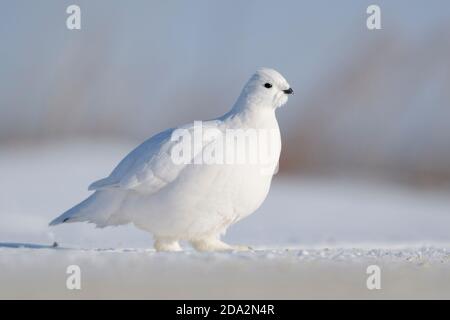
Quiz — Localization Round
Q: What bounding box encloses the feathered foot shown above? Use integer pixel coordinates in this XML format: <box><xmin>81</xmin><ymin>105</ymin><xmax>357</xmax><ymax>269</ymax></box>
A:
<box><xmin>154</xmin><ymin>238</ymin><xmax>182</xmax><ymax>252</ymax></box>
<box><xmin>190</xmin><ymin>237</ymin><xmax>252</xmax><ymax>252</ymax></box>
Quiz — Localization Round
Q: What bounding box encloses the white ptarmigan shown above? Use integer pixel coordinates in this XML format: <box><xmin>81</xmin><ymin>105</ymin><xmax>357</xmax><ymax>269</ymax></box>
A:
<box><xmin>50</xmin><ymin>68</ymin><xmax>293</xmax><ymax>252</ymax></box>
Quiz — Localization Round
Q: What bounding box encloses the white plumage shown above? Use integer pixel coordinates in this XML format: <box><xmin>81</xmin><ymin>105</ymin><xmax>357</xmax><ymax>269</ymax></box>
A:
<box><xmin>50</xmin><ymin>68</ymin><xmax>293</xmax><ymax>251</ymax></box>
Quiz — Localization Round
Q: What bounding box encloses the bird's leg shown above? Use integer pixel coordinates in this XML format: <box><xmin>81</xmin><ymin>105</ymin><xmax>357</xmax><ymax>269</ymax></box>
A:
<box><xmin>190</xmin><ymin>237</ymin><xmax>252</xmax><ymax>252</ymax></box>
<box><xmin>154</xmin><ymin>237</ymin><xmax>182</xmax><ymax>252</ymax></box>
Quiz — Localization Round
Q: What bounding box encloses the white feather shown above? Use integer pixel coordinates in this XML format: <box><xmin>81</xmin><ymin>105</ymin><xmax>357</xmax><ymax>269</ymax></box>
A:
<box><xmin>50</xmin><ymin>68</ymin><xmax>292</xmax><ymax>251</ymax></box>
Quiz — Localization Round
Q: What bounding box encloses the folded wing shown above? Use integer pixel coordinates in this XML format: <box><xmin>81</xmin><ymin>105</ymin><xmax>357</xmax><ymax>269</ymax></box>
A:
<box><xmin>88</xmin><ymin>120</ymin><xmax>222</xmax><ymax>194</ymax></box>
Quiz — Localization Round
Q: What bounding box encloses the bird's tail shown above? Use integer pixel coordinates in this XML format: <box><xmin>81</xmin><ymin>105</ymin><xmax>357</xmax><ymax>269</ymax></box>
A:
<box><xmin>49</xmin><ymin>190</ymin><xmax>130</xmax><ymax>228</ymax></box>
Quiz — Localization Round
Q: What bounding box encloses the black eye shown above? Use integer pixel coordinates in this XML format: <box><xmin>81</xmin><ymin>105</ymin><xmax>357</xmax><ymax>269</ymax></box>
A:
<box><xmin>264</xmin><ymin>83</ymin><xmax>272</xmax><ymax>89</ymax></box>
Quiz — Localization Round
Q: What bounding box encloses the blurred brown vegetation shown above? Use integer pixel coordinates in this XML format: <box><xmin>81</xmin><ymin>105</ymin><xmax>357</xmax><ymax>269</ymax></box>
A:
<box><xmin>281</xmin><ymin>30</ymin><xmax>450</xmax><ymax>185</ymax></box>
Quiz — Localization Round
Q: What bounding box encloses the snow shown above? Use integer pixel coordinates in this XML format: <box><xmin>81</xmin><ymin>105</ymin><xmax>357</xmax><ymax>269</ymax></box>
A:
<box><xmin>1</xmin><ymin>246</ymin><xmax>449</xmax><ymax>299</ymax></box>
<box><xmin>1</xmin><ymin>140</ymin><xmax>450</xmax><ymax>298</ymax></box>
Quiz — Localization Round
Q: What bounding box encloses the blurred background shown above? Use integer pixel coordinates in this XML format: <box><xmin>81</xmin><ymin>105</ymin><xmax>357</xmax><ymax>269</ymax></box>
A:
<box><xmin>1</xmin><ymin>0</ymin><xmax>450</xmax><ymax>248</ymax></box>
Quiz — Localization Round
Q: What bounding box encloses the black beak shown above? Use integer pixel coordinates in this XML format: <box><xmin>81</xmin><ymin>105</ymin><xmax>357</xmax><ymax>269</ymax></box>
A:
<box><xmin>283</xmin><ymin>88</ymin><xmax>294</xmax><ymax>95</ymax></box>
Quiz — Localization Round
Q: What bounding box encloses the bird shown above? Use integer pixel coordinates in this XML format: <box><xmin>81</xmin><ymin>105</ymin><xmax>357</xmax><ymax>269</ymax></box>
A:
<box><xmin>49</xmin><ymin>68</ymin><xmax>293</xmax><ymax>252</ymax></box>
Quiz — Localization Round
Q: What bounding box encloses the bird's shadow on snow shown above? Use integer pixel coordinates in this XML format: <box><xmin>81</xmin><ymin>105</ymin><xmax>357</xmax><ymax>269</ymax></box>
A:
<box><xmin>0</xmin><ymin>242</ymin><xmax>277</xmax><ymax>255</ymax></box>
<box><xmin>0</xmin><ymin>242</ymin><xmax>62</xmax><ymax>249</ymax></box>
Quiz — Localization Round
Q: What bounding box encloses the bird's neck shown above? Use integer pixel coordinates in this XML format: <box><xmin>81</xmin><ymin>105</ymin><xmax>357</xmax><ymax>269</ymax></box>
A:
<box><xmin>221</xmin><ymin>98</ymin><xmax>278</xmax><ymax>130</ymax></box>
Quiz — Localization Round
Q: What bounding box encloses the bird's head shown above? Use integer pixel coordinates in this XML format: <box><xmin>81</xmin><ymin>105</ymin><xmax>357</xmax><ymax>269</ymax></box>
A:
<box><xmin>236</xmin><ymin>68</ymin><xmax>293</xmax><ymax>111</ymax></box>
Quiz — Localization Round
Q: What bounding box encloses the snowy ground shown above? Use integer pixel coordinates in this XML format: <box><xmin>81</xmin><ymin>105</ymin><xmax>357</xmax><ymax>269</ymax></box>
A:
<box><xmin>1</xmin><ymin>141</ymin><xmax>450</xmax><ymax>299</ymax></box>
<box><xmin>1</xmin><ymin>246</ymin><xmax>450</xmax><ymax>299</ymax></box>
